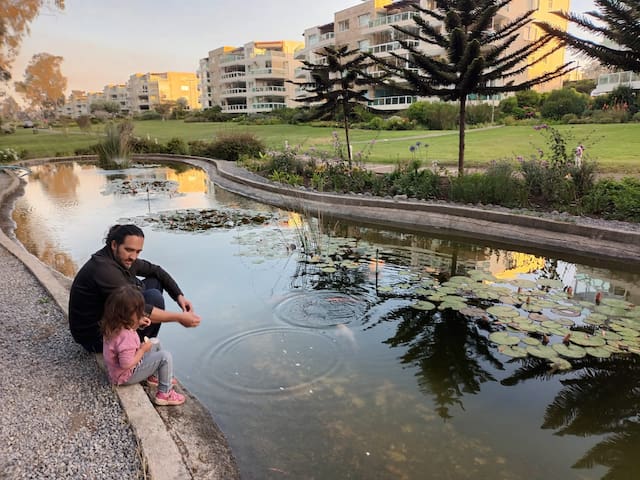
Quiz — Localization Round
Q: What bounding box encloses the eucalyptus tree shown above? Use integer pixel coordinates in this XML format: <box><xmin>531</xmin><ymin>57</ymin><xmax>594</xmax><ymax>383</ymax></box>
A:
<box><xmin>369</xmin><ymin>0</ymin><xmax>573</xmax><ymax>175</ymax></box>
<box><xmin>536</xmin><ymin>0</ymin><xmax>640</xmax><ymax>73</ymax></box>
<box><xmin>290</xmin><ymin>45</ymin><xmax>372</xmax><ymax>165</ymax></box>
<box><xmin>14</xmin><ymin>52</ymin><xmax>67</xmax><ymax>119</ymax></box>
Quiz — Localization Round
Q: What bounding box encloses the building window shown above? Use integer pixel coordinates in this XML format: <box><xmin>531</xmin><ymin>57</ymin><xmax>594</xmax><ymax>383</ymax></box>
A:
<box><xmin>548</xmin><ymin>0</ymin><xmax>553</xmax><ymax>9</ymax></box>
<box><xmin>358</xmin><ymin>39</ymin><xmax>370</xmax><ymax>51</ymax></box>
<box><xmin>338</xmin><ymin>20</ymin><xmax>349</xmax><ymax>32</ymax></box>
<box><xmin>358</xmin><ymin>14</ymin><xmax>370</xmax><ymax>28</ymax></box>
<box><xmin>308</xmin><ymin>34</ymin><xmax>318</xmax><ymax>46</ymax></box>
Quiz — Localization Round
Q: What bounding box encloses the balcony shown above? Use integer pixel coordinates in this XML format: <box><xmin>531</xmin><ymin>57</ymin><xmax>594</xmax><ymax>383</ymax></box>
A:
<box><xmin>221</xmin><ymin>88</ymin><xmax>248</xmax><ymax>97</ymax></box>
<box><xmin>251</xmin><ymin>86</ymin><xmax>286</xmax><ymax>94</ymax></box>
<box><xmin>294</xmin><ymin>67</ymin><xmax>307</xmax><ymax>78</ymax></box>
<box><xmin>368</xmin><ymin>40</ymin><xmax>419</xmax><ymax>55</ymax></box>
<box><xmin>251</xmin><ymin>102</ymin><xmax>287</xmax><ymax>112</ymax></box>
<box><xmin>220</xmin><ymin>54</ymin><xmax>245</xmax><ymax>64</ymax></box>
<box><xmin>368</xmin><ymin>95</ymin><xmax>418</xmax><ymax>110</ymax></box>
<box><xmin>591</xmin><ymin>70</ymin><xmax>640</xmax><ymax>96</ymax></box>
<box><xmin>366</xmin><ymin>11</ymin><xmax>415</xmax><ymax>30</ymax></box>
<box><xmin>221</xmin><ymin>71</ymin><xmax>246</xmax><ymax>80</ymax></box>
<box><xmin>221</xmin><ymin>104</ymin><xmax>248</xmax><ymax>113</ymax></box>
<box><xmin>247</xmin><ymin>68</ymin><xmax>286</xmax><ymax>78</ymax></box>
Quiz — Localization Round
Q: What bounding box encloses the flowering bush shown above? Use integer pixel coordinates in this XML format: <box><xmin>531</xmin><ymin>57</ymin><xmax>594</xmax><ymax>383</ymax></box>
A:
<box><xmin>0</xmin><ymin>148</ymin><xmax>20</xmax><ymax>164</ymax></box>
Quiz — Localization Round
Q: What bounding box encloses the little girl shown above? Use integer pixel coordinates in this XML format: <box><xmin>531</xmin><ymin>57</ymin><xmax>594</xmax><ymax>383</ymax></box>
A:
<box><xmin>100</xmin><ymin>285</ymin><xmax>185</xmax><ymax>406</ymax></box>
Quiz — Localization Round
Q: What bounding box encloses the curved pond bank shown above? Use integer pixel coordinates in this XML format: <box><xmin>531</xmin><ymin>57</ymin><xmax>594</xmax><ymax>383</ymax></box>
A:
<box><xmin>2</xmin><ymin>154</ymin><xmax>639</xmax><ymax>478</ymax></box>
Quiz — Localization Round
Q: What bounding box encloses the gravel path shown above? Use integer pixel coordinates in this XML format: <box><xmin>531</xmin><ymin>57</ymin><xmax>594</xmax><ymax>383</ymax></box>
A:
<box><xmin>0</xmin><ymin>244</ymin><xmax>145</xmax><ymax>479</ymax></box>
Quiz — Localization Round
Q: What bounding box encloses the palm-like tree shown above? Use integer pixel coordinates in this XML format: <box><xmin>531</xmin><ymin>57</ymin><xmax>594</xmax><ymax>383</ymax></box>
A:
<box><xmin>369</xmin><ymin>0</ymin><xmax>573</xmax><ymax>175</ymax></box>
<box><xmin>290</xmin><ymin>45</ymin><xmax>372</xmax><ymax>165</ymax></box>
<box><xmin>536</xmin><ymin>0</ymin><xmax>640</xmax><ymax>73</ymax></box>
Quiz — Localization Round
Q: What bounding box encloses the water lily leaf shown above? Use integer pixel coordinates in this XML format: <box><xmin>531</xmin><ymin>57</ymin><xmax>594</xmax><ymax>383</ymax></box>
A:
<box><xmin>583</xmin><ymin>313</ymin><xmax>607</xmax><ymax>326</ymax></box>
<box><xmin>555</xmin><ymin>318</ymin><xmax>576</xmax><ymax>327</ymax></box>
<box><xmin>438</xmin><ymin>301</ymin><xmax>466</xmax><ymax>311</ymax></box>
<box><xmin>441</xmin><ymin>295</ymin><xmax>467</xmax><ymax>303</ymax></box>
<box><xmin>529</xmin><ymin>312</ymin><xmax>550</xmax><ymax>323</ymax></box>
<box><xmin>585</xmin><ymin>346</ymin><xmax>612</xmax><ymax>358</ymax></box>
<box><xmin>550</xmin><ymin>307</ymin><xmax>582</xmax><ymax>317</ymax></box>
<box><xmin>411</xmin><ymin>300</ymin><xmax>436</xmax><ymax>311</ymax></box>
<box><xmin>509</xmin><ymin>322</ymin><xmax>538</xmax><ymax>333</ymax></box>
<box><xmin>548</xmin><ymin>357</ymin><xmax>573</xmax><ymax>371</ymax></box>
<box><xmin>521</xmin><ymin>303</ymin><xmax>543</xmax><ymax>313</ymax></box>
<box><xmin>527</xmin><ymin>345</ymin><xmax>557</xmax><ymax>359</ymax></box>
<box><xmin>459</xmin><ymin>306</ymin><xmax>487</xmax><ymax>317</ymax></box>
<box><xmin>601</xmin><ymin>298</ymin><xmax>633</xmax><ymax>309</ymax></box>
<box><xmin>489</xmin><ymin>332</ymin><xmax>520</xmax><ymax>346</ymax></box>
<box><xmin>511</xmin><ymin>279</ymin><xmax>537</xmax><ymax>289</ymax></box>
<box><xmin>499</xmin><ymin>345</ymin><xmax>528</xmax><ymax>358</ymax></box>
<box><xmin>414</xmin><ymin>288</ymin><xmax>432</xmax><ymax>296</ymax></box>
<box><xmin>570</xmin><ymin>332</ymin><xmax>606</xmax><ymax>347</ymax></box>
<box><xmin>522</xmin><ymin>336</ymin><xmax>541</xmax><ymax>346</ymax></box>
<box><xmin>468</xmin><ymin>271</ymin><xmax>496</xmax><ymax>282</ymax></box>
<box><xmin>321</xmin><ymin>267</ymin><xmax>337</xmax><ymax>273</ymax></box>
<box><xmin>537</xmin><ymin>278</ymin><xmax>563</xmax><ymax>289</ymax></box>
<box><xmin>595</xmin><ymin>305</ymin><xmax>629</xmax><ymax>317</ymax></box>
<box><xmin>553</xmin><ymin>343</ymin><xmax>587</xmax><ymax>359</ymax></box>
<box><xmin>487</xmin><ymin>306</ymin><xmax>520</xmax><ymax>318</ymax></box>
<box><xmin>377</xmin><ymin>286</ymin><xmax>393</xmax><ymax>293</ymax></box>
<box><xmin>499</xmin><ymin>296</ymin><xmax>519</xmax><ymax>305</ymax></box>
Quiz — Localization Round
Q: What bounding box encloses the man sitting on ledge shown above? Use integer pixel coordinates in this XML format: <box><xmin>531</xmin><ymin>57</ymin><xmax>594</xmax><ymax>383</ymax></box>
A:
<box><xmin>69</xmin><ymin>224</ymin><xmax>201</xmax><ymax>353</ymax></box>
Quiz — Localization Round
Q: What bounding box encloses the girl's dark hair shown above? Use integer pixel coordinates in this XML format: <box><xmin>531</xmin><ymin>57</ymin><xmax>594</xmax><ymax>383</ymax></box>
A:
<box><xmin>105</xmin><ymin>224</ymin><xmax>144</xmax><ymax>247</ymax></box>
<box><xmin>100</xmin><ymin>285</ymin><xmax>145</xmax><ymax>340</ymax></box>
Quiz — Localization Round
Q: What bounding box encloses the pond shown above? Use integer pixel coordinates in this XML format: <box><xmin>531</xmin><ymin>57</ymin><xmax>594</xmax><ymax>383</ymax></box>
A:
<box><xmin>9</xmin><ymin>161</ymin><xmax>640</xmax><ymax>480</ymax></box>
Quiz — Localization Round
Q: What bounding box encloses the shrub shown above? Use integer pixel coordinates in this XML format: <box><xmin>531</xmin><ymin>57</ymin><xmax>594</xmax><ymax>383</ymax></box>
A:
<box><xmin>540</xmin><ymin>88</ymin><xmax>588</xmax><ymax>120</ymax></box>
<box><xmin>406</xmin><ymin>101</ymin><xmax>457</xmax><ymax>129</ymax></box>
<box><xmin>207</xmin><ymin>132</ymin><xmax>265</xmax><ymax>161</ymax></box>
<box><xmin>129</xmin><ymin>136</ymin><xmax>165</xmax><ymax>154</ymax></box>
<box><xmin>450</xmin><ymin>161</ymin><xmax>524</xmax><ymax>207</ymax></box>
<box><xmin>581</xmin><ymin>177</ymin><xmax>640</xmax><ymax>222</ymax></box>
<box><xmin>466</xmin><ymin>103</ymin><xmax>493</xmax><ymax>125</ymax></box>
<box><xmin>0</xmin><ymin>147</ymin><xmax>20</xmax><ymax>163</ymax></box>
<box><xmin>165</xmin><ymin>137</ymin><xmax>189</xmax><ymax>155</ymax></box>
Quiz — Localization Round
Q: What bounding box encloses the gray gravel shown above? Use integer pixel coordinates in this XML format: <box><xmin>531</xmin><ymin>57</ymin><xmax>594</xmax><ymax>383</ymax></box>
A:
<box><xmin>0</xmin><ymin>245</ymin><xmax>144</xmax><ymax>479</ymax></box>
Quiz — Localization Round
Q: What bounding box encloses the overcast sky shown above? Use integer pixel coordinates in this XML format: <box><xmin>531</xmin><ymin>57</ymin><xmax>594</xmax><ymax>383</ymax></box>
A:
<box><xmin>9</xmin><ymin>0</ymin><xmax>598</xmax><ymax>94</ymax></box>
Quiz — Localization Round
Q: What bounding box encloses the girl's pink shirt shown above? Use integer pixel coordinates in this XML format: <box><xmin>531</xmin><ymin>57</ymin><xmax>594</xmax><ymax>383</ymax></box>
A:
<box><xmin>103</xmin><ymin>328</ymin><xmax>140</xmax><ymax>385</ymax></box>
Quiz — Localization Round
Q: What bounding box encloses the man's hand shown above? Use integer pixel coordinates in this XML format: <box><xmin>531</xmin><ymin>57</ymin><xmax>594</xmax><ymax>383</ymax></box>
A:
<box><xmin>179</xmin><ymin>311</ymin><xmax>201</xmax><ymax>328</ymax></box>
<box><xmin>177</xmin><ymin>294</ymin><xmax>194</xmax><ymax>313</ymax></box>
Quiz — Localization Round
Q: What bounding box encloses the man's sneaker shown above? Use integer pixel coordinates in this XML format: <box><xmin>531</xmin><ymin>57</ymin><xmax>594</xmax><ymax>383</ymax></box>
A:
<box><xmin>146</xmin><ymin>375</ymin><xmax>177</xmax><ymax>387</ymax></box>
<box><xmin>154</xmin><ymin>389</ymin><xmax>186</xmax><ymax>406</ymax></box>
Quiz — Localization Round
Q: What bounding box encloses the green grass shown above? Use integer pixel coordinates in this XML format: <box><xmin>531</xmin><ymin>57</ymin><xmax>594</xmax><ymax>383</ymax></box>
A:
<box><xmin>2</xmin><ymin>120</ymin><xmax>639</xmax><ymax>173</ymax></box>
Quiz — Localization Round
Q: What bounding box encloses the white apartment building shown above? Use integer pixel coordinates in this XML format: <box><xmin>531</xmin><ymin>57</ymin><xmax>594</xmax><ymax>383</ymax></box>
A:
<box><xmin>591</xmin><ymin>70</ymin><xmax>640</xmax><ymax>97</ymax></box>
<box><xmin>201</xmin><ymin>40</ymin><xmax>303</xmax><ymax>114</ymax></box>
<box><xmin>103</xmin><ymin>84</ymin><xmax>129</xmax><ymax>114</ymax></box>
<box><xmin>297</xmin><ymin>0</ymin><xmax>567</xmax><ymax>110</ymax></box>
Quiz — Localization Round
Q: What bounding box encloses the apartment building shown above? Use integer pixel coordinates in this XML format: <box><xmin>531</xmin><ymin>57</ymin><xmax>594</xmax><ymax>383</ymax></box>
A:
<box><xmin>127</xmin><ymin>71</ymin><xmax>199</xmax><ymax>114</ymax></box>
<box><xmin>200</xmin><ymin>40</ymin><xmax>303</xmax><ymax>114</ymax></box>
<box><xmin>103</xmin><ymin>84</ymin><xmax>129</xmax><ymax>114</ymax></box>
<box><xmin>297</xmin><ymin>0</ymin><xmax>570</xmax><ymax>110</ymax></box>
<box><xmin>57</xmin><ymin>90</ymin><xmax>102</xmax><ymax>117</ymax></box>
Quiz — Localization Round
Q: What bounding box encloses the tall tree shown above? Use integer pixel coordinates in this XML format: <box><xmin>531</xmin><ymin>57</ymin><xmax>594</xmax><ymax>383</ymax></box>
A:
<box><xmin>15</xmin><ymin>52</ymin><xmax>66</xmax><ymax>118</ymax></box>
<box><xmin>0</xmin><ymin>0</ymin><xmax>65</xmax><ymax>80</ymax></box>
<box><xmin>537</xmin><ymin>0</ymin><xmax>640</xmax><ymax>73</ymax></box>
<box><xmin>290</xmin><ymin>45</ymin><xmax>371</xmax><ymax>165</ymax></box>
<box><xmin>369</xmin><ymin>0</ymin><xmax>573</xmax><ymax>175</ymax></box>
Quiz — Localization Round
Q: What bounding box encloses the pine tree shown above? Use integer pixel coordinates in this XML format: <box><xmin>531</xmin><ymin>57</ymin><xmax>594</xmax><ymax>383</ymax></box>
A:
<box><xmin>536</xmin><ymin>0</ymin><xmax>640</xmax><ymax>73</ymax></box>
<box><xmin>369</xmin><ymin>0</ymin><xmax>573</xmax><ymax>175</ymax></box>
<box><xmin>290</xmin><ymin>45</ymin><xmax>372</xmax><ymax>165</ymax></box>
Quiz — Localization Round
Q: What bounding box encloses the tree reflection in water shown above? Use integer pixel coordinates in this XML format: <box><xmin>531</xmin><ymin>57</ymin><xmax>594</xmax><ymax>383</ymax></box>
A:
<box><xmin>383</xmin><ymin>307</ymin><xmax>503</xmax><ymax>419</ymax></box>
<box><xmin>503</xmin><ymin>356</ymin><xmax>640</xmax><ymax>479</ymax></box>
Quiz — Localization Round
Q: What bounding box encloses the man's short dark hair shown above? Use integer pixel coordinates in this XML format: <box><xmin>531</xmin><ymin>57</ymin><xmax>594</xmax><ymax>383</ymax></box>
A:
<box><xmin>105</xmin><ymin>224</ymin><xmax>145</xmax><ymax>247</ymax></box>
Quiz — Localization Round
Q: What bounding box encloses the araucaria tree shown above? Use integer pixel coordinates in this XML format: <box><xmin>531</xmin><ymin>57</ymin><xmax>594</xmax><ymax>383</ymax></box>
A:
<box><xmin>15</xmin><ymin>52</ymin><xmax>67</xmax><ymax>119</ymax></box>
<box><xmin>536</xmin><ymin>0</ymin><xmax>640</xmax><ymax>73</ymax></box>
<box><xmin>291</xmin><ymin>45</ymin><xmax>371</xmax><ymax>165</ymax></box>
<box><xmin>369</xmin><ymin>0</ymin><xmax>573</xmax><ymax>175</ymax></box>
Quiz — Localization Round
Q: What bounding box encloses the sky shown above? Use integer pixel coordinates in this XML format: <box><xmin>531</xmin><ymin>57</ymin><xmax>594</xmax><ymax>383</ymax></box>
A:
<box><xmin>9</xmin><ymin>0</ymin><xmax>598</xmax><ymax>95</ymax></box>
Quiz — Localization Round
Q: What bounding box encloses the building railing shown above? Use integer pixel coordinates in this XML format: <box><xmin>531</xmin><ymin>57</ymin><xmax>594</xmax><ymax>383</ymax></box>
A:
<box><xmin>368</xmin><ymin>11</ymin><xmax>414</xmax><ymax>28</ymax></box>
<box><xmin>591</xmin><ymin>70</ymin><xmax>640</xmax><ymax>96</ymax></box>
<box><xmin>251</xmin><ymin>102</ymin><xmax>287</xmax><ymax>110</ymax></box>
<box><xmin>221</xmin><ymin>71</ymin><xmax>246</xmax><ymax>79</ymax></box>
<box><xmin>368</xmin><ymin>95</ymin><xmax>418</xmax><ymax>107</ymax></box>
<box><xmin>248</xmin><ymin>68</ymin><xmax>286</xmax><ymax>76</ymax></box>
<box><xmin>220</xmin><ymin>55</ymin><xmax>245</xmax><ymax>64</ymax></box>
<box><xmin>251</xmin><ymin>86</ymin><xmax>286</xmax><ymax>93</ymax></box>
<box><xmin>222</xmin><ymin>104</ymin><xmax>248</xmax><ymax>112</ymax></box>
<box><xmin>221</xmin><ymin>88</ymin><xmax>247</xmax><ymax>96</ymax></box>
<box><xmin>368</xmin><ymin>40</ymin><xmax>419</xmax><ymax>54</ymax></box>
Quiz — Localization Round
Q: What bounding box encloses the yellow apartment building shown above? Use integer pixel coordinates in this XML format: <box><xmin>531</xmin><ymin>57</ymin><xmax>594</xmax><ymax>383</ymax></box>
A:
<box><xmin>127</xmin><ymin>71</ymin><xmax>200</xmax><ymax>114</ymax></box>
<box><xmin>199</xmin><ymin>40</ymin><xmax>304</xmax><ymax>114</ymax></box>
<box><xmin>297</xmin><ymin>0</ymin><xmax>571</xmax><ymax>110</ymax></box>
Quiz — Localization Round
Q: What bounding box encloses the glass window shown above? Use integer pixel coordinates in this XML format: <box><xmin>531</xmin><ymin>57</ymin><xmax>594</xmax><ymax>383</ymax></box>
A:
<box><xmin>358</xmin><ymin>14</ymin><xmax>370</xmax><ymax>27</ymax></box>
<box><xmin>338</xmin><ymin>20</ymin><xmax>350</xmax><ymax>32</ymax></box>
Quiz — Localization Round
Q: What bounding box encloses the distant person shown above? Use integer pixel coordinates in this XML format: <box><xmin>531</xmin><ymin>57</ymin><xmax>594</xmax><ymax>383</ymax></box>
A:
<box><xmin>69</xmin><ymin>224</ymin><xmax>201</xmax><ymax>353</ymax></box>
<box><xmin>574</xmin><ymin>144</ymin><xmax>584</xmax><ymax>168</ymax></box>
<box><xmin>101</xmin><ymin>285</ymin><xmax>185</xmax><ymax>406</ymax></box>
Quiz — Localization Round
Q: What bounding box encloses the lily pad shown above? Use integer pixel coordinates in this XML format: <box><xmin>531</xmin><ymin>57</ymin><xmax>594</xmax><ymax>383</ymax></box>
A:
<box><xmin>487</xmin><ymin>306</ymin><xmax>520</xmax><ymax>318</ymax></box>
<box><xmin>583</xmin><ymin>313</ymin><xmax>607</xmax><ymax>326</ymax></box>
<box><xmin>499</xmin><ymin>345</ymin><xmax>528</xmax><ymax>358</ymax></box>
<box><xmin>511</xmin><ymin>279</ymin><xmax>537</xmax><ymax>289</ymax></box>
<box><xmin>548</xmin><ymin>357</ymin><xmax>573</xmax><ymax>371</ymax></box>
<box><xmin>527</xmin><ymin>345</ymin><xmax>557</xmax><ymax>359</ymax></box>
<box><xmin>569</xmin><ymin>332</ymin><xmax>606</xmax><ymax>347</ymax></box>
<box><xmin>550</xmin><ymin>307</ymin><xmax>582</xmax><ymax>317</ymax></box>
<box><xmin>529</xmin><ymin>312</ymin><xmax>550</xmax><ymax>323</ymax></box>
<box><xmin>459</xmin><ymin>306</ymin><xmax>487</xmax><ymax>317</ymax></box>
<box><xmin>411</xmin><ymin>300</ymin><xmax>436</xmax><ymax>311</ymax></box>
<box><xmin>522</xmin><ymin>336</ymin><xmax>541</xmax><ymax>346</ymax></box>
<box><xmin>601</xmin><ymin>297</ymin><xmax>633</xmax><ymax>309</ymax></box>
<box><xmin>489</xmin><ymin>332</ymin><xmax>521</xmax><ymax>346</ymax></box>
<box><xmin>552</xmin><ymin>343</ymin><xmax>587</xmax><ymax>359</ymax></box>
<box><xmin>585</xmin><ymin>346</ymin><xmax>612</xmax><ymax>358</ymax></box>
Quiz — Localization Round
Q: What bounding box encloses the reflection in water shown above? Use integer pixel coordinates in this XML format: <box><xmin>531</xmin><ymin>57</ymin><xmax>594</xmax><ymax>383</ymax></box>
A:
<box><xmin>9</xmin><ymin>161</ymin><xmax>640</xmax><ymax>480</ymax></box>
<box><xmin>383</xmin><ymin>307</ymin><xmax>501</xmax><ymax>420</ymax></box>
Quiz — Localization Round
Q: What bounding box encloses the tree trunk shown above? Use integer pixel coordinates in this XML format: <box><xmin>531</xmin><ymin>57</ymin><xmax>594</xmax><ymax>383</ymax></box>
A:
<box><xmin>458</xmin><ymin>97</ymin><xmax>466</xmax><ymax>176</ymax></box>
<box><xmin>343</xmin><ymin>98</ymin><xmax>352</xmax><ymax>167</ymax></box>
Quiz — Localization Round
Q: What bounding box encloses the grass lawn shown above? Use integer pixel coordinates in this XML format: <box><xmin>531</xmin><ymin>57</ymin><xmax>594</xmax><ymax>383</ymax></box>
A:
<box><xmin>2</xmin><ymin>120</ymin><xmax>639</xmax><ymax>173</ymax></box>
